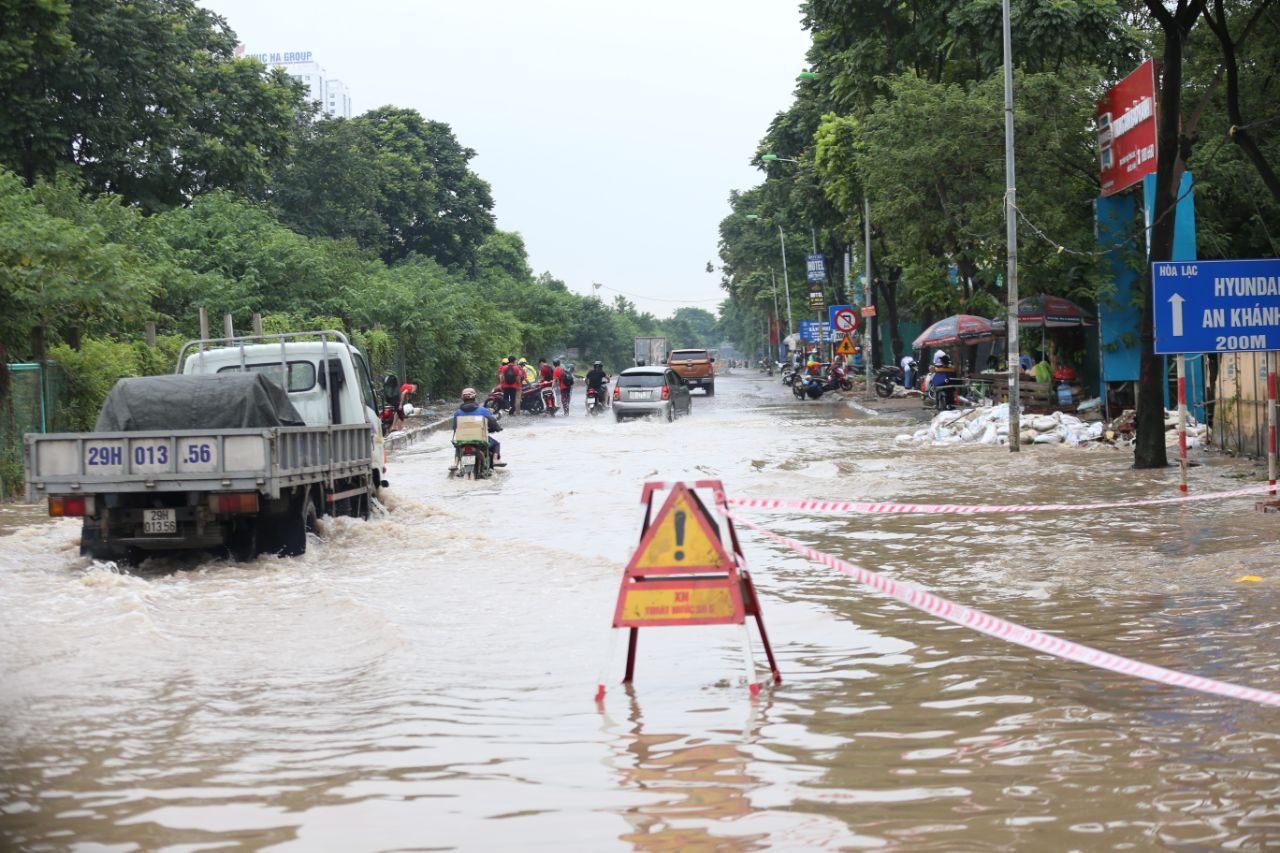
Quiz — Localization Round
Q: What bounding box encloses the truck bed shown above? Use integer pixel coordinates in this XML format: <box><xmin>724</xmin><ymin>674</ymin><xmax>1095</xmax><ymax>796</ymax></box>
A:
<box><xmin>25</xmin><ymin>424</ymin><xmax>373</xmax><ymax>501</ymax></box>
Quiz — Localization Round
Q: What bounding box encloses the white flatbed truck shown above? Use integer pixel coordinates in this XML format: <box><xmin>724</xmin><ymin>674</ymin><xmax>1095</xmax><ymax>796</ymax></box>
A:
<box><xmin>23</xmin><ymin>331</ymin><xmax>386</xmax><ymax>563</ymax></box>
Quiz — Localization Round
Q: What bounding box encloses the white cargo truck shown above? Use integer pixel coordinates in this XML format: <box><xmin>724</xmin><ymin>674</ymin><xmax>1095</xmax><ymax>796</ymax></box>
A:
<box><xmin>633</xmin><ymin>336</ymin><xmax>668</xmax><ymax>367</ymax></box>
<box><xmin>24</xmin><ymin>331</ymin><xmax>386</xmax><ymax>563</ymax></box>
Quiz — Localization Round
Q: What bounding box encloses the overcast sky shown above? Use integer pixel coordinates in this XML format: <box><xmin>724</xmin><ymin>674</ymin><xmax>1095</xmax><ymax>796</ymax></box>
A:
<box><xmin>197</xmin><ymin>0</ymin><xmax>810</xmax><ymax>318</ymax></box>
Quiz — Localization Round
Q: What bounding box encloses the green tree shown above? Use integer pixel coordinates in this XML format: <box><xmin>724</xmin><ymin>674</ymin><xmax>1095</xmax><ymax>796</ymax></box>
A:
<box><xmin>0</xmin><ymin>0</ymin><xmax>307</xmax><ymax>210</ymax></box>
<box><xmin>273</xmin><ymin>107</ymin><xmax>496</xmax><ymax>266</ymax></box>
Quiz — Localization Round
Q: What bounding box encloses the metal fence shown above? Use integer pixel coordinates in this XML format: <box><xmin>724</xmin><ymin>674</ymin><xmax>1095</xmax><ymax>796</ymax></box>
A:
<box><xmin>1</xmin><ymin>363</ymin><xmax>69</xmax><ymax>500</ymax></box>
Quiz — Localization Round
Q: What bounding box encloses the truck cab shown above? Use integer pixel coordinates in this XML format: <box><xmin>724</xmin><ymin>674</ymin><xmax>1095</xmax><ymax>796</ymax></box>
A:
<box><xmin>180</xmin><ymin>334</ymin><xmax>381</xmax><ymax>434</ymax></box>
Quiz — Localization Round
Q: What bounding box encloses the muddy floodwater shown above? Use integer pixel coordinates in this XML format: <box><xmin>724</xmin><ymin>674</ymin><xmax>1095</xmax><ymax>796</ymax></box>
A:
<box><xmin>3</xmin><ymin>373</ymin><xmax>1280</xmax><ymax>850</ymax></box>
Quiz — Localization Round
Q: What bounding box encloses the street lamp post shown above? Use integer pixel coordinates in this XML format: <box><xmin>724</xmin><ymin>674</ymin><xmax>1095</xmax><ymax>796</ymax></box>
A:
<box><xmin>746</xmin><ymin>215</ymin><xmax>793</xmax><ymax>339</ymax></box>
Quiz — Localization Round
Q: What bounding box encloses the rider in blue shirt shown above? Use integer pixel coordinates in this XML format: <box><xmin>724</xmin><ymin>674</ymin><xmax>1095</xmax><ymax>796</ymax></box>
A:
<box><xmin>451</xmin><ymin>388</ymin><xmax>503</xmax><ymax>465</ymax></box>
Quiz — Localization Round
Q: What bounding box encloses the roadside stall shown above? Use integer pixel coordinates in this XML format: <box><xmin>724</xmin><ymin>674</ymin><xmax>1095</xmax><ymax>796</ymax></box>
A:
<box><xmin>988</xmin><ymin>294</ymin><xmax>1097</xmax><ymax>412</ymax></box>
<box><xmin>911</xmin><ymin>315</ymin><xmax>999</xmax><ymax>407</ymax></box>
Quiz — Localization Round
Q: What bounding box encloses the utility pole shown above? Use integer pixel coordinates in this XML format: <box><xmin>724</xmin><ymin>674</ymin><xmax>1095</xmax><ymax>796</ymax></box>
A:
<box><xmin>770</xmin><ymin>270</ymin><xmax>781</xmax><ymax>362</ymax></box>
<box><xmin>863</xmin><ymin>199</ymin><xmax>874</xmax><ymax>400</ymax></box>
<box><xmin>776</xmin><ymin>225</ymin><xmax>793</xmax><ymax>338</ymax></box>
<box><xmin>1001</xmin><ymin>0</ymin><xmax>1021</xmax><ymax>452</ymax></box>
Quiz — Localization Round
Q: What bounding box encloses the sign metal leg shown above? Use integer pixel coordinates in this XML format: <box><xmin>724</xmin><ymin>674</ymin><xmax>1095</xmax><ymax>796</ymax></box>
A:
<box><xmin>740</xmin><ymin>623</ymin><xmax>759</xmax><ymax>697</ymax></box>
<box><xmin>623</xmin><ymin>627</ymin><xmax>639</xmax><ymax>683</ymax></box>
<box><xmin>1177</xmin><ymin>354</ymin><xmax>1188</xmax><ymax>494</ymax></box>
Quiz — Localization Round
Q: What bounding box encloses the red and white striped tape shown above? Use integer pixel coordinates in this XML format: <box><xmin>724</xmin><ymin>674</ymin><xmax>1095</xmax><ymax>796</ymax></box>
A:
<box><xmin>726</xmin><ymin>483</ymin><xmax>1273</xmax><ymax>516</ymax></box>
<box><xmin>723</xmin><ymin>509</ymin><xmax>1280</xmax><ymax>708</ymax></box>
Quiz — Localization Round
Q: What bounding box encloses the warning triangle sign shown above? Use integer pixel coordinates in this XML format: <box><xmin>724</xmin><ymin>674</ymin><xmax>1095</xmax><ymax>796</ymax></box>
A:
<box><xmin>628</xmin><ymin>483</ymin><xmax>731</xmax><ymax>572</ymax></box>
<box><xmin>835</xmin><ymin>334</ymin><xmax>856</xmax><ymax>356</ymax></box>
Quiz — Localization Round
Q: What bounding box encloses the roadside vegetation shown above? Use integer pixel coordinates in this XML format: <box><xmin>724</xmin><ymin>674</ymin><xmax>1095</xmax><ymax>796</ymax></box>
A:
<box><xmin>0</xmin><ymin>0</ymin><xmax>721</xmax><ymax>496</ymax></box>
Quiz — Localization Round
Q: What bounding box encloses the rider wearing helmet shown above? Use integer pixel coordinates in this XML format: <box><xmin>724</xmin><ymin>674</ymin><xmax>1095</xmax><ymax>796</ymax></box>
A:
<box><xmin>929</xmin><ymin>353</ymin><xmax>957</xmax><ymax>410</ymax></box>
<box><xmin>451</xmin><ymin>387</ymin><xmax>503</xmax><ymax>466</ymax></box>
<box><xmin>519</xmin><ymin>357</ymin><xmax>537</xmax><ymax>385</ymax></box>
<box><xmin>585</xmin><ymin>360</ymin><xmax>610</xmax><ymax>408</ymax></box>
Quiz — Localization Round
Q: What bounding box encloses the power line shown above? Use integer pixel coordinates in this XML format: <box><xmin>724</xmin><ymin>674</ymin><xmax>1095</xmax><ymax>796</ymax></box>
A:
<box><xmin>590</xmin><ymin>283</ymin><xmax>723</xmax><ymax>304</ymax></box>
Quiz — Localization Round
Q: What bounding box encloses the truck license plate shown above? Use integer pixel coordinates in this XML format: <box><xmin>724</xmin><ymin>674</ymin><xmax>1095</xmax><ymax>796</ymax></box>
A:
<box><xmin>461</xmin><ymin>456</ymin><xmax>475</xmax><ymax>468</ymax></box>
<box><xmin>143</xmin><ymin>508</ymin><xmax>176</xmax><ymax>535</ymax></box>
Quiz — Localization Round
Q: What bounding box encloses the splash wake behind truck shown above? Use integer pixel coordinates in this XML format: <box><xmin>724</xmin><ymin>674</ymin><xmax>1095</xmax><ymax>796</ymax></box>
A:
<box><xmin>23</xmin><ymin>331</ymin><xmax>386</xmax><ymax>564</ymax></box>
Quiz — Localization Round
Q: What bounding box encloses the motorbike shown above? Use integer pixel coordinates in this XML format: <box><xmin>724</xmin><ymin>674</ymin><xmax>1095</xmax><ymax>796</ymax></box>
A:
<box><xmin>826</xmin><ymin>363</ymin><xmax>855</xmax><ymax>392</ymax></box>
<box><xmin>792</xmin><ymin>372</ymin><xmax>826</xmax><ymax>400</ymax></box>
<box><xmin>450</xmin><ymin>417</ymin><xmax>502</xmax><ymax>479</ymax></box>
<box><xmin>586</xmin><ymin>384</ymin><xmax>609</xmax><ymax>416</ymax></box>
<box><xmin>485</xmin><ymin>387</ymin><xmax>508</xmax><ymax>419</ymax></box>
<box><xmin>536</xmin><ymin>379</ymin><xmax>558</xmax><ymax>415</ymax></box>
<box><xmin>378</xmin><ymin>404</ymin><xmax>397</xmax><ymax>435</ymax></box>
<box><xmin>452</xmin><ymin>438</ymin><xmax>494</xmax><ymax>479</ymax></box>
<box><xmin>874</xmin><ymin>365</ymin><xmax>904</xmax><ymax>398</ymax></box>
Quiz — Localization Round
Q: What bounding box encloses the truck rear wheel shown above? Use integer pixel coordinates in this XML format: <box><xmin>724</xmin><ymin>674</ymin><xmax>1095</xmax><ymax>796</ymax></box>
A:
<box><xmin>705</xmin><ymin>382</ymin><xmax>715</xmax><ymax>396</ymax></box>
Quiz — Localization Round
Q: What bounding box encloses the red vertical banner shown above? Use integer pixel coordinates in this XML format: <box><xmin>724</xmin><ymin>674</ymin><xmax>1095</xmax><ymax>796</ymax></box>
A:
<box><xmin>768</xmin><ymin>315</ymin><xmax>779</xmax><ymax>347</ymax></box>
<box><xmin>1097</xmin><ymin>59</ymin><xmax>1159</xmax><ymax>197</ymax></box>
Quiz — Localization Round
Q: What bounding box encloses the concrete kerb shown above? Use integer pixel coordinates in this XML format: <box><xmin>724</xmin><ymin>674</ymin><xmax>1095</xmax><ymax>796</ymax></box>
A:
<box><xmin>385</xmin><ymin>416</ymin><xmax>453</xmax><ymax>453</ymax></box>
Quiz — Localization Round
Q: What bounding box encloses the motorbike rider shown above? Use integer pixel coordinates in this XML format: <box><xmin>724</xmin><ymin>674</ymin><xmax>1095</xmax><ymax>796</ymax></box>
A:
<box><xmin>552</xmin><ymin>359</ymin><xmax>574</xmax><ymax>411</ymax></box>
<box><xmin>586</xmin><ymin>360</ymin><xmax>611</xmax><ymax>409</ymax></box>
<box><xmin>930</xmin><ymin>353</ymin><xmax>958</xmax><ymax>410</ymax></box>
<box><xmin>450</xmin><ymin>388</ymin><xmax>504</xmax><ymax>468</ymax></box>
<box><xmin>499</xmin><ymin>356</ymin><xmax>522</xmax><ymax>415</ymax></box>
<box><xmin>900</xmin><ymin>354</ymin><xmax>917</xmax><ymax>390</ymax></box>
<box><xmin>519</xmin><ymin>358</ymin><xmax>537</xmax><ymax>385</ymax></box>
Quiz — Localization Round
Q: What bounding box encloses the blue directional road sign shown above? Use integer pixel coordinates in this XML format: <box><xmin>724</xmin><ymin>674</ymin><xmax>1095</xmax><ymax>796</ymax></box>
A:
<box><xmin>1153</xmin><ymin>258</ymin><xmax>1280</xmax><ymax>354</ymax></box>
<box><xmin>799</xmin><ymin>320</ymin><xmax>830</xmax><ymax>343</ymax></box>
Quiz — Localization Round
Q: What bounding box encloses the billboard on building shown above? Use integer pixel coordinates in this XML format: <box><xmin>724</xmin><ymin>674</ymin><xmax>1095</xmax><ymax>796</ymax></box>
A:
<box><xmin>1097</xmin><ymin>59</ymin><xmax>1159</xmax><ymax>197</ymax></box>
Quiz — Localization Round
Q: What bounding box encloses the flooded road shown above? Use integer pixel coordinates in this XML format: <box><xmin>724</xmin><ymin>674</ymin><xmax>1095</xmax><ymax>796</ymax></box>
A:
<box><xmin>3</xmin><ymin>373</ymin><xmax>1280</xmax><ymax>850</ymax></box>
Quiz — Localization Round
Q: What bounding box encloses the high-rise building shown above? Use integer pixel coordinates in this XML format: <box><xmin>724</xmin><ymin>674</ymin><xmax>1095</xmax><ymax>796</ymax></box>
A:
<box><xmin>237</xmin><ymin>46</ymin><xmax>352</xmax><ymax>119</ymax></box>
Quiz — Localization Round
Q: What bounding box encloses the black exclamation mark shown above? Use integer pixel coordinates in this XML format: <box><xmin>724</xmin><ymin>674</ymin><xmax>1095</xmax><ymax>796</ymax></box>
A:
<box><xmin>673</xmin><ymin>511</ymin><xmax>687</xmax><ymax>561</ymax></box>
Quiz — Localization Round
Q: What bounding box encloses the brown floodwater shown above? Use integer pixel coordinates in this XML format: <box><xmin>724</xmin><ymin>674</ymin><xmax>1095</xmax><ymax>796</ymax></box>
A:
<box><xmin>2</xmin><ymin>373</ymin><xmax>1279</xmax><ymax>850</ymax></box>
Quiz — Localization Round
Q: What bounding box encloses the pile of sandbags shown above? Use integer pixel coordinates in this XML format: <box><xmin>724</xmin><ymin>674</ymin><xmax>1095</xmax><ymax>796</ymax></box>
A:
<box><xmin>896</xmin><ymin>404</ymin><xmax>1107</xmax><ymax>448</ymax></box>
<box><xmin>897</xmin><ymin>404</ymin><xmax>1207</xmax><ymax>450</ymax></box>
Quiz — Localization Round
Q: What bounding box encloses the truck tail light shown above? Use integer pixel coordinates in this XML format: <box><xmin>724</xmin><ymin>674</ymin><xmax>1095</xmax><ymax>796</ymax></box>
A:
<box><xmin>49</xmin><ymin>496</ymin><xmax>87</xmax><ymax>517</ymax></box>
<box><xmin>613</xmin><ymin>387</ymin><xmax>621</xmax><ymax>401</ymax></box>
<box><xmin>661</xmin><ymin>385</ymin><xmax>670</xmax><ymax>400</ymax></box>
<box><xmin>210</xmin><ymin>493</ymin><xmax>259</xmax><ymax>514</ymax></box>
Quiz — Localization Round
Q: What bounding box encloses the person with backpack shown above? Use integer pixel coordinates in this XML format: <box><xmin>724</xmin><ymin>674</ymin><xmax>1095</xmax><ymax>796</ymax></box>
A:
<box><xmin>538</xmin><ymin>357</ymin><xmax>553</xmax><ymax>383</ymax></box>
<box><xmin>552</xmin><ymin>359</ymin><xmax>574</xmax><ymax>412</ymax></box>
<box><xmin>499</xmin><ymin>356</ymin><xmax>522</xmax><ymax>415</ymax></box>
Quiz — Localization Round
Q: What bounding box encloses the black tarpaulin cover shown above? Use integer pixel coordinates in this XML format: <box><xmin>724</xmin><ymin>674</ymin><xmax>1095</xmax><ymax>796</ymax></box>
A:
<box><xmin>95</xmin><ymin>373</ymin><xmax>305</xmax><ymax>431</ymax></box>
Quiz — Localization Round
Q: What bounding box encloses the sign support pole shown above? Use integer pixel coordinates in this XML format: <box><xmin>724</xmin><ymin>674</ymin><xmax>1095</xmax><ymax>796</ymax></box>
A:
<box><xmin>863</xmin><ymin>198</ymin><xmax>874</xmax><ymax>401</ymax></box>
<box><xmin>1269</xmin><ymin>351</ymin><xmax>1277</xmax><ymax>496</ymax></box>
<box><xmin>1177</xmin><ymin>354</ymin><xmax>1188</xmax><ymax>494</ymax></box>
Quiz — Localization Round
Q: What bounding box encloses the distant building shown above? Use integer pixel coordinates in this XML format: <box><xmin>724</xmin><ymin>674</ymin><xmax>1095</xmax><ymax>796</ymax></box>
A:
<box><xmin>236</xmin><ymin>46</ymin><xmax>352</xmax><ymax>119</ymax></box>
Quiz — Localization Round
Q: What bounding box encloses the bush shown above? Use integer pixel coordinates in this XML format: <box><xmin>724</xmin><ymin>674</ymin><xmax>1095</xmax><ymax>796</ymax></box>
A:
<box><xmin>48</xmin><ymin>338</ymin><xmax>143</xmax><ymax>430</ymax></box>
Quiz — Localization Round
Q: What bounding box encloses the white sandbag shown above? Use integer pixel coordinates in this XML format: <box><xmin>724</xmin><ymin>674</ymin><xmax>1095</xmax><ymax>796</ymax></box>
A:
<box><xmin>978</xmin><ymin>423</ymin><xmax>1000</xmax><ymax>444</ymax></box>
<box><xmin>1031</xmin><ymin>415</ymin><xmax>1057</xmax><ymax>431</ymax></box>
<box><xmin>1033</xmin><ymin>432</ymin><xmax>1063</xmax><ymax>443</ymax></box>
<box><xmin>1020</xmin><ymin>430</ymin><xmax>1036</xmax><ymax>444</ymax></box>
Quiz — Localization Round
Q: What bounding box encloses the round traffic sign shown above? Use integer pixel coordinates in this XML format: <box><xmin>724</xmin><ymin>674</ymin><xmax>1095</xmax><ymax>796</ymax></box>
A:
<box><xmin>833</xmin><ymin>308</ymin><xmax>860</xmax><ymax>334</ymax></box>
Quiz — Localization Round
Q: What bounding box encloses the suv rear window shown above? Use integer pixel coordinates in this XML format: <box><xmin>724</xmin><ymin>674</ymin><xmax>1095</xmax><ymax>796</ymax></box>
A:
<box><xmin>668</xmin><ymin>351</ymin><xmax>708</xmax><ymax>362</ymax></box>
<box><xmin>619</xmin><ymin>374</ymin><xmax>665</xmax><ymax>387</ymax></box>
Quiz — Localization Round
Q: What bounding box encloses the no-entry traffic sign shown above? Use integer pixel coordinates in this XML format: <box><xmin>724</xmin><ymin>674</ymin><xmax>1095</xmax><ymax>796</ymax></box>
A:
<box><xmin>829</xmin><ymin>305</ymin><xmax>860</xmax><ymax>335</ymax></box>
<box><xmin>1154</xmin><ymin>259</ymin><xmax>1280</xmax><ymax>354</ymax></box>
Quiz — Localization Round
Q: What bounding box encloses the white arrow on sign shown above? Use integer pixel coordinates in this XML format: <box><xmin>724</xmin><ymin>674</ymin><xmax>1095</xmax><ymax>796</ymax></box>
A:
<box><xmin>1168</xmin><ymin>292</ymin><xmax>1185</xmax><ymax>337</ymax></box>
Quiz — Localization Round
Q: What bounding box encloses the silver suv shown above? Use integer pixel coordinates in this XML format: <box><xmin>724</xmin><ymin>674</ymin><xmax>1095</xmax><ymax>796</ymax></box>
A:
<box><xmin>613</xmin><ymin>366</ymin><xmax>692</xmax><ymax>422</ymax></box>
